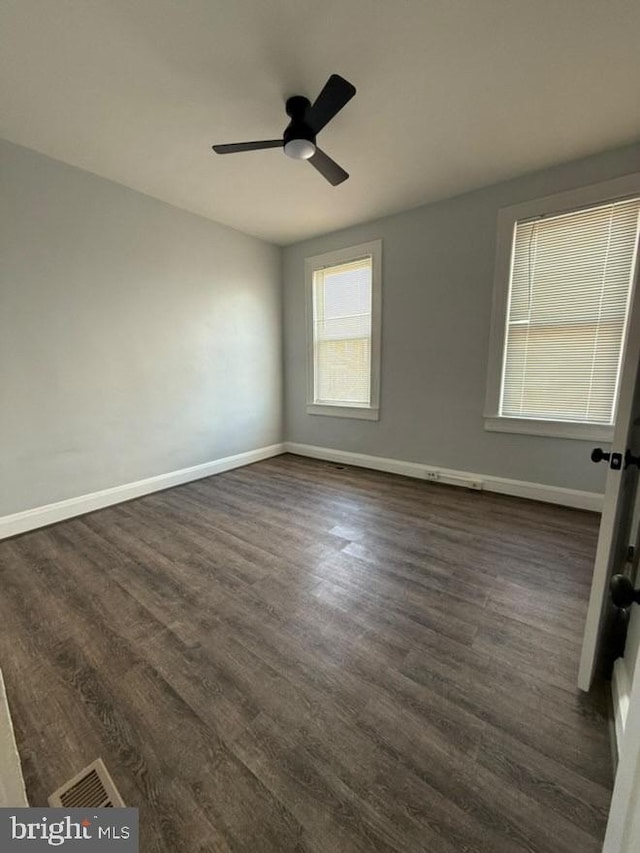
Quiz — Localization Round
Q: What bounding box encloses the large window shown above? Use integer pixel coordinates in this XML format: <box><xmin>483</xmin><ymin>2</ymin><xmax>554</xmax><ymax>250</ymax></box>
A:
<box><xmin>485</xmin><ymin>178</ymin><xmax>640</xmax><ymax>440</ymax></box>
<box><xmin>306</xmin><ymin>240</ymin><xmax>381</xmax><ymax>419</ymax></box>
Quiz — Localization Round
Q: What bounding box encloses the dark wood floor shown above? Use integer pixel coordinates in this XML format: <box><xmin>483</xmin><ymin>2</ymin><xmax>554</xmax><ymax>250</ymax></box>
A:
<box><xmin>0</xmin><ymin>454</ymin><xmax>612</xmax><ymax>852</ymax></box>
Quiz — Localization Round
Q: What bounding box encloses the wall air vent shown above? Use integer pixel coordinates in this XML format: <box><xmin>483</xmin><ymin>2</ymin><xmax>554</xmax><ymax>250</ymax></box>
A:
<box><xmin>49</xmin><ymin>758</ymin><xmax>124</xmax><ymax>808</ymax></box>
<box><xmin>424</xmin><ymin>468</ymin><xmax>483</xmax><ymax>490</ymax></box>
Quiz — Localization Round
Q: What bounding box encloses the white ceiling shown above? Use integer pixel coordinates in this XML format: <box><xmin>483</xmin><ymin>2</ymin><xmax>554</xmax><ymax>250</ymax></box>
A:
<box><xmin>1</xmin><ymin>0</ymin><xmax>639</xmax><ymax>245</ymax></box>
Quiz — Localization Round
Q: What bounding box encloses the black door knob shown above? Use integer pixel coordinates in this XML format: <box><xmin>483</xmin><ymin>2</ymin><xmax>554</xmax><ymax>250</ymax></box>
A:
<box><xmin>610</xmin><ymin>574</ymin><xmax>640</xmax><ymax>609</ymax></box>
<box><xmin>591</xmin><ymin>448</ymin><xmax>623</xmax><ymax>469</ymax></box>
<box><xmin>625</xmin><ymin>450</ymin><xmax>640</xmax><ymax>469</ymax></box>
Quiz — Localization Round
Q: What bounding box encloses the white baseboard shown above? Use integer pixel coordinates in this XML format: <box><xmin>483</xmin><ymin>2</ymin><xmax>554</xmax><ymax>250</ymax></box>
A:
<box><xmin>0</xmin><ymin>443</ymin><xmax>285</xmax><ymax>540</ymax></box>
<box><xmin>0</xmin><ymin>440</ymin><xmax>601</xmax><ymax>540</ymax></box>
<box><xmin>284</xmin><ymin>442</ymin><xmax>603</xmax><ymax>512</ymax></box>
<box><xmin>612</xmin><ymin>657</ymin><xmax>632</xmax><ymax>756</ymax></box>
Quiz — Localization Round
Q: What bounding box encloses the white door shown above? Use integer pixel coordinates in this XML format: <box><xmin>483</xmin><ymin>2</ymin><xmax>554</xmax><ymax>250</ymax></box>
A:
<box><xmin>579</xmin><ymin>242</ymin><xmax>640</xmax><ymax>852</ymax></box>
<box><xmin>578</xmin><ymin>258</ymin><xmax>640</xmax><ymax>692</ymax></box>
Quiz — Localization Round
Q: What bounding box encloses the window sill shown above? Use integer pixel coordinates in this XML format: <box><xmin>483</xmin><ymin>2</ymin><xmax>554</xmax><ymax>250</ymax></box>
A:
<box><xmin>484</xmin><ymin>416</ymin><xmax>613</xmax><ymax>442</ymax></box>
<box><xmin>306</xmin><ymin>404</ymin><xmax>380</xmax><ymax>421</ymax></box>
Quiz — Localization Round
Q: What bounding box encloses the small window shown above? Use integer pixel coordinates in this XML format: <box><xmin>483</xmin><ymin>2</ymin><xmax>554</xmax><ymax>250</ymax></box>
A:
<box><xmin>485</xmin><ymin>178</ymin><xmax>640</xmax><ymax>440</ymax></box>
<box><xmin>306</xmin><ymin>241</ymin><xmax>381</xmax><ymax>419</ymax></box>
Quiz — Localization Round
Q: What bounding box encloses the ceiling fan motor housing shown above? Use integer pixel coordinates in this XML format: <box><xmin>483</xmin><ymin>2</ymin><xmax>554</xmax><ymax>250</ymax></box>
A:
<box><xmin>283</xmin><ymin>96</ymin><xmax>316</xmax><ymax>159</ymax></box>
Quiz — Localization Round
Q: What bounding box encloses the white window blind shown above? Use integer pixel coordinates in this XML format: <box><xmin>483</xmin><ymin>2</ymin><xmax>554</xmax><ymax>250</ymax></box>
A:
<box><xmin>312</xmin><ymin>257</ymin><xmax>373</xmax><ymax>405</ymax></box>
<box><xmin>500</xmin><ymin>197</ymin><xmax>640</xmax><ymax>424</ymax></box>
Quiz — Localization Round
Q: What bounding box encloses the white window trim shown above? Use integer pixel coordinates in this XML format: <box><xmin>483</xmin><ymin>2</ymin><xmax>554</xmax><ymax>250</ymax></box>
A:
<box><xmin>484</xmin><ymin>416</ymin><xmax>615</xmax><ymax>442</ymax></box>
<box><xmin>485</xmin><ymin>173</ymin><xmax>640</xmax><ymax>442</ymax></box>
<box><xmin>305</xmin><ymin>240</ymin><xmax>382</xmax><ymax>420</ymax></box>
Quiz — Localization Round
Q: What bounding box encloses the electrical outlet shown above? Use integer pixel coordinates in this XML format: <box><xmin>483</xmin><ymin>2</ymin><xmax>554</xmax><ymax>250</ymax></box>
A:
<box><xmin>425</xmin><ymin>470</ymin><xmax>440</xmax><ymax>481</ymax></box>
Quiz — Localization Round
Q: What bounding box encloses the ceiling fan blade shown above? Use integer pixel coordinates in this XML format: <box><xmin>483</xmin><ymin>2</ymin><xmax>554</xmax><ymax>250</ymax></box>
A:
<box><xmin>306</xmin><ymin>74</ymin><xmax>356</xmax><ymax>134</ymax></box>
<box><xmin>212</xmin><ymin>140</ymin><xmax>283</xmax><ymax>154</ymax></box>
<box><xmin>308</xmin><ymin>148</ymin><xmax>349</xmax><ymax>186</ymax></box>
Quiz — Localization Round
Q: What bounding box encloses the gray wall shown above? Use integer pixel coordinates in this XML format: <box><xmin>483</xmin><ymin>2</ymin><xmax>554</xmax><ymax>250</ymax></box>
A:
<box><xmin>283</xmin><ymin>143</ymin><xmax>640</xmax><ymax>494</ymax></box>
<box><xmin>0</xmin><ymin>140</ymin><xmax>282</xmax><ymax>516</ymax></box>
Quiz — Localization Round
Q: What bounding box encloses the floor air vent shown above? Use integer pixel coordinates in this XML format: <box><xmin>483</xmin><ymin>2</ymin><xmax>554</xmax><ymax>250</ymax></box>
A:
<box><xmin>49</xmin><ymin>758</ymin><xmax>124</xmax><ymax>808</ymax></box>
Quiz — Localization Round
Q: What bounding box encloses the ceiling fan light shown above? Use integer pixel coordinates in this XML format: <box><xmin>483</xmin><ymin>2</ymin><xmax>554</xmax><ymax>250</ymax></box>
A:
<box><xmin>284</xmin><ymin>138</ymin><xmax>316</xmax><ymax>160</ymax></box>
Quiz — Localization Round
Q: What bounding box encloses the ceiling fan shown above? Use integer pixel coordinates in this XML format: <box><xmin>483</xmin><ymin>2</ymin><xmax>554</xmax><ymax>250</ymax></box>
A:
<box><xmin>212</xmin><ymin>74</ymin><xmax>356</xmax><ymax>186</ymax></box>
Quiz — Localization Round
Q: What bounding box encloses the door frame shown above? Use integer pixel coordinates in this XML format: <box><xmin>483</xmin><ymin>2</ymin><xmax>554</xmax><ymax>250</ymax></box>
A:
<box><xmin>604</xmin><ymin>640</ymin><xmax>640</xmax><ymax>852</ymax></box>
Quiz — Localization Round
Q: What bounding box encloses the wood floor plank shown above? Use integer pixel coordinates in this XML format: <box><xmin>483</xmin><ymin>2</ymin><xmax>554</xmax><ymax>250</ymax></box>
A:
<box><xmin>0</xmin><ymin>454</ymin><xmax>612</xmax><ymax>851</ymax></box>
